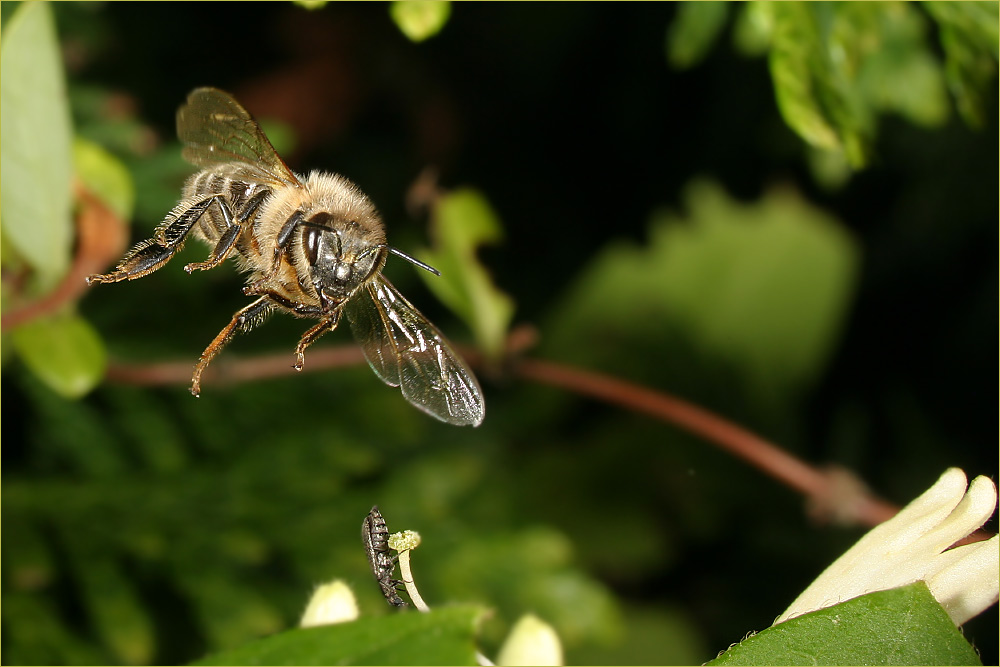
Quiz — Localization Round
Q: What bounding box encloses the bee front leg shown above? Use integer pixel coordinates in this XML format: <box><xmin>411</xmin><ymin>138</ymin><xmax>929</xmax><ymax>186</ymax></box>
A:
<box><xmin>190</xmin><ymin>296</ymin><xmax>272</xmax><ymax>397</ymax></box>
<box><xmin>293</xmin><ymin>310</ymin><xmax>342</xmax><ymax>371</ymax></box>
<box><xmin>244</xmin><ymin>210</ymin><xmax>305</xmax><ymax>295</ymax></box>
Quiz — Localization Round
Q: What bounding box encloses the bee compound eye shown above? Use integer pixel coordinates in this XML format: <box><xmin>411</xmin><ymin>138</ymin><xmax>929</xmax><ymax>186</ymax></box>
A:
<box><xmin>304</xmin><ymin>227</ymin><xmax>321</xmax><ymax>266</ymax></box>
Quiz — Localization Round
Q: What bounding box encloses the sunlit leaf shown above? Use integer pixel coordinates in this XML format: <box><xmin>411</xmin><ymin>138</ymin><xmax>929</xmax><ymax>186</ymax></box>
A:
<box><xmin>0</xmin><ymin>1</ymin><xmax>74</xmax><ymax>288</ymax></box>
<box><xmin>390</xmin><ymin>0</ymin><xmax>451</xmax><ymax>43</ymax></box>
<box><xmin>11</xmin><ymin>312</ymin><xmax>107</xmax><ymax>399</ymax></box>
<box><xmin>732</xmin><ymin>3</ymin><xmax>775</xmax><ymax>57</ymax></box>
<box><xmin>768</xmin><ymin>3</ymin><xmax>870</xmax><ymax>167</ymax></box>
<box><xmin>666</xmin><ymin>2</ymin><xmax>730</xmax><ymax>69</ymax></box>
<box><xmin>708</xmin><ymin>582</ymin><xmax>981</xmax><ymax>666</ymax></box>
<box><xmin>419</xmin><ymin>188</ymin><xmax>515</xmax><ymax>362</ymax></box>
<box><xmin>74</xmin><ymin>137</ymin><xmax>135</xmax><ymax>222</ymax></box>
<box><xmin>193</xmin><ymin>605</ymin><xmax>484</xmax><ymax>666</ymax></box>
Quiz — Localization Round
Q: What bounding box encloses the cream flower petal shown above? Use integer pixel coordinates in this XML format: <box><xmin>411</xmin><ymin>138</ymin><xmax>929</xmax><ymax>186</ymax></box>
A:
<box><xmin>775</xmin><ymin>468</ymin><xmax>998</xmax><ymax>626</ymax></box>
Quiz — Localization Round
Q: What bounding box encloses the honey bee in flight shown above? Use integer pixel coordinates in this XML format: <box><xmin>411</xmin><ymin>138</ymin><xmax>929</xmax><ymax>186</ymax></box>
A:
<box><xmin>87</xmin><ymin>87</ymin><xmax>484</xmax><ymax>426</ymax></box>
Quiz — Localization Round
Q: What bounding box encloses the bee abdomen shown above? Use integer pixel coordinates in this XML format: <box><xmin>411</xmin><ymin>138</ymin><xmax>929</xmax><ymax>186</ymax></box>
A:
<box><xmin>183</xmin><ymin>170</ymin><xmax>262</xmax><ymax>243</ymax></box>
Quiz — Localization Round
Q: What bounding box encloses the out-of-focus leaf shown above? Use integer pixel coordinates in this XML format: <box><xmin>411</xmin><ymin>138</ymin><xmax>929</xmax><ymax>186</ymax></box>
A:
<box><xmin>193</xmin><ymin>605</ymin><xmax>485</xmax><ymax>666</ymax></box>
<box><xmin>707</xmin><ymin>582</ymin><xmax>981</xmax><ymax>666</ymax></box>
<box><xmin>293</xmin><ymin>0</ymin><xmax>328</xmax><ymax>10</ymax></box>
<box><xmin>419</xmin><ymin>188</ymin><xmax>515</xmax><ymax>362</ymax></box>
<box><xmin>11</xmin><ymin>312</ymin><xmax>107</xmax><ymax>399</ymax></box>
<box><xmin>258</xmin><ymin>119</ymin><xmax>297</xmax><ymax>158</ymax></box>
<box><xmin>924</xmin><ymin>1</ymin><xmax>999</xmax><ymax>128</ymax></box>
<box><xmin>580</xmin><ymin>605</ymin><xmax>708</xmax><ymax>666</ymax></box>
<box><xmin>5</xmin><ymin>517</ymin><xmax>56</xmax><ymax>592</ymax></box>
<box><xmin>390</xmin><ymin>0</ymin><xmax>451</xmax><ymax>43</ymax></box>
<box><xmin>732</xmin><ymin>3</ymin><xmax>775</xmax><ymax>57</ymax></box>
<box><xmin>546</xmin><ymin>181</ymin><xmax>858</xmax><ymax>403</ymax></box>
<box><xmin>0</xmin><ymin>2</ymin><xmax>74</xmax><ymax>288</ymax></box>
<box><xmin>73</xmin><ymin>137</ymin><xmax>135</xmax><ymax>222</ymax></box>
<box><xmin>666</xmin><ymin>2</ymin><xmax>730</xmax><ymax>69</ymax></box>
<box><xmin>855</xmin><ymin>3</ymin><xmax>949</xmax><ymax>127</ymax></box>
<box><xmin>2</xmin><ymin>593</ymin><xmax>110</xmax><ymax>665</ymax></box>
<box><xmin>70</xmin><ymin>551</ymin><xmax>155</xmax><ymax>665</ymax></box>
<box><xmin>735</xmin><ymin>2</ymin><xmax>967</xmax><ymax>169</ymax></box>
<box><xmin>805</xmin><ymin>146</ymin><xmax>852</xmax><ymax>192</ymax></box>
<box><xmin>177</xmin><ymin>572</ymin><xmax>285</xmax><ymax>651</ymax></box>
<box><xmin>434</xmin><ymin>526</ymin><xmax>623</xmax><ymax>649</ymax></box>
<box><xmin>768</xmin><ymin>3</ymin><xmax>870</xmax><ymax>167</ymax></box>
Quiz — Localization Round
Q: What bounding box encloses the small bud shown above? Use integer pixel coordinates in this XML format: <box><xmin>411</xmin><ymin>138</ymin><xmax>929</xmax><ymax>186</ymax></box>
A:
<box><xmin>496</xmin><ymin>614</ymin><xmax>563</xmax><ymax>666</ymax></box>
<box><xmin>300</xmin><ymin>580</ymin><xmax>359</xmax><ymax>627</ymax></box>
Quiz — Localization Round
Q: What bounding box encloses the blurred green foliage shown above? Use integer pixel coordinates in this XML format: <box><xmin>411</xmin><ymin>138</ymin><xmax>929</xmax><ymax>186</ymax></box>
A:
<box><xmin>419</xmin><ymin>188</ymin><xmax>515</xmax><ymax>363</ymax></box>
<box><xmin>544</xmin><ymin>181</ymin><xmax>858</xmax><ymax>409</ymax></box>
<box><xmin>389</xmin><ymin>0</ymin><xmax>452</xmax><ymax>43</ymax></box>
<box><xmin>2</xmin><ymin>2</ymin><xmax>996</xmax><ymax>665</ymax></box>
<box><xmin>669</xmin><ymin>1</ymin><xmax>997</xmax><ymax>169</ymax></box>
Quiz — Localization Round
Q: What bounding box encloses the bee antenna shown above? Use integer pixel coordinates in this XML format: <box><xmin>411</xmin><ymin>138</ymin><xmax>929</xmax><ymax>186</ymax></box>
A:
<box><xmin>386</xmin><ymin>246</ymin><xmax>441</xmax><ymax>276</ymax></box>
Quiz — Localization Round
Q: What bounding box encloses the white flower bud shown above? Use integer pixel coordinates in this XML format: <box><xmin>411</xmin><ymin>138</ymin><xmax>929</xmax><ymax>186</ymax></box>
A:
<box><xmin>496</xmin><ymin>614</ymin><xmax>563</xmax><ymax>666</ymax></box>
<box><xmin>299</xmin><ymin>580</ymin><xmax>359</xmax><ymax>627</ymax></box>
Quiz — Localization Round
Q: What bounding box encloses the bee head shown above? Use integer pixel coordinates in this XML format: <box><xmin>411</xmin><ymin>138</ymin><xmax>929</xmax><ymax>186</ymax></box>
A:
<box><xmin>301</xmin><ymin>212</ymin><xmax>386</xmax><ymax>307</ymax></box>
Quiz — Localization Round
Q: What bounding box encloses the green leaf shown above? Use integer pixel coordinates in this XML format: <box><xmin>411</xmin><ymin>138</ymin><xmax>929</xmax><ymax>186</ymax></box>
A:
<box><xmin>546</xmin><ymin>181</ymin><xmax>858</xmax><ymax>403</ymax></box>
<box><xmin>732</xmin><ymin>3</ymin><xmax>776</xmax><ymax>57</ymax></box>
<box><xmin>855</xmin><ymin>2</ymin><xmax>949</xmax><ymax>128</ymax></box>
<box><xmin>192</xmin><ymin>605</ymin><xmax>485</xmax><ymax>666</ymax></box>
<box><xmin>71</xmin><ymin>552</ymin><xmax>156</xmax><ymax>665</ymax></box>
<box><xmin>419</xmin><ymin>188</ymin><xmax>515</xmax><ymax>363</ymax></box>
<box><xmin>0</xmin><ymin>1</ymin><xmax>74</xmax><ymax>289</ymax></box>
<box><xmin>768</xmin><ymin>3</ymin><xmax>871</xmax><ymax>167</ymax></box>
<box><xmin>924</xmin><ymin>1</ymin><xmax>1000</xmax><ymax>128</ymax></box>
<box><xmin>666</xmin><ymin>2</ymin><xmax>730</xmax><ymax>69</ymax></box>
<box><xmin>707</xmin><ymin>582</ymin><xmax>982</xmax><ymax>666</ymax></box>
<box><xmin>73</xmin><ymin>137</ymin><xmax>135</xmax><ymax>222</ymax></box>
<box><xmin>11</xmin><ymin>312</ymin><xmax>107</xmax><ymax>399</ymax></box>
<box><xmin>389</xmin><ymin>1</ymin><xmax>451</xmax><ymax>43</ymax></box>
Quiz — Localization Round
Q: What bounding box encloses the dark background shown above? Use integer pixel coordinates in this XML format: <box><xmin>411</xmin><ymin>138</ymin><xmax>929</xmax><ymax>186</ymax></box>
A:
<box><xmin>4</xmin><ymin>2</ymin><xmax>997</xmax><ymax>664</ymax></box>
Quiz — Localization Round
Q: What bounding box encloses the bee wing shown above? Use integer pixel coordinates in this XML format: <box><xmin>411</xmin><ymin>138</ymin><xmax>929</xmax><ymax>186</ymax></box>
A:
<box><xmin>345</xmin><ymin>276</ymin><xmax>485</xmax><ymax>427</ymax></box>
<box><xmin>177</xmin><ymin>87</ymin><xmax>300</xmax><ymax>187</ymax></box>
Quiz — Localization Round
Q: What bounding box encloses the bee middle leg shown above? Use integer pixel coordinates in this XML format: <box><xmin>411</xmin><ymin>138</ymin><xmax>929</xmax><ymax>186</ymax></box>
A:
<box><xmin>183</xmin><ymin>189</ymin><xmax>270</xmax><ymax>274</ymax></box>
<box><xmin>190</xmin><ymin>296</ymin><xmax>272</xmax><ymax>397</ymax></box>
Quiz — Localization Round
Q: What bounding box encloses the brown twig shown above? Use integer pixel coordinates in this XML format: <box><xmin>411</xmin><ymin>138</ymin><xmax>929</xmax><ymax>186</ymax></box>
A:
<box><xmin>106</xmin><ymin>345</ymin><xmax>366</xmax><ymax>388</ymax></box>
<box><xmin>1</xmin><ymin>182</ymin><xmax>128</xmax><ymax>332</ymax></box>
<box><xmin>103</xmin><ymin>330</ymin><xmax>994</xmax><ymax>540</ymax></box>
<box><xmin>514</xmin><ymin>357</ymin><xmax>901</xmax><ymax>528</ymax></box>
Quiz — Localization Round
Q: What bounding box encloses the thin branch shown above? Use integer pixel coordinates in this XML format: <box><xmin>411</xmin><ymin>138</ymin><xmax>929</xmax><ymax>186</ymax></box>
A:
<box><xmin>103</xmin><ymin>332</ymin><xmax>993</xmax><ymax>541</ymax></box>
<box><xmin>514</xmin><ymin>357</ymin><xmax>901</xmax><ymax>529</ymax></box>
<box><xmin>2</xmin><ymin>182</ymin><xmax>128</xmax><ymax>332</ymax></box>
<box><xmin>105</xmin><ymin>345</ymin><xmax>366</xmax><ymax>387</ymax></box>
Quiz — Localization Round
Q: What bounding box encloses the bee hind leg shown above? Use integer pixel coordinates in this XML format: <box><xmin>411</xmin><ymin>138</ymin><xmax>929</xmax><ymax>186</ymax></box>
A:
<box><xmin>86</xmin><ymin>239</ymin><xmax>180</xmax><ymax>285</ymax></box>
<box><xmin>190</xmin><ymin>296</ymin><xmax>272</xmax><ymax>397</ymax></box>
<box><xmin>86</xmin><ymin>195</ymin><xmax>217</xmax><ymax>285</ymax></box>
